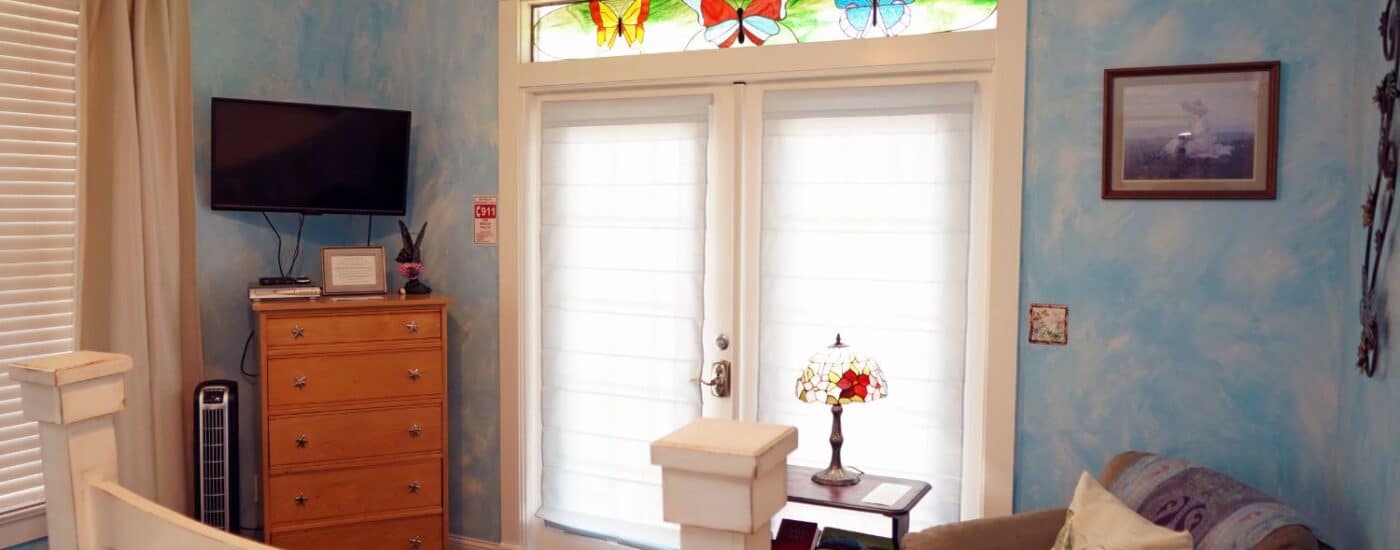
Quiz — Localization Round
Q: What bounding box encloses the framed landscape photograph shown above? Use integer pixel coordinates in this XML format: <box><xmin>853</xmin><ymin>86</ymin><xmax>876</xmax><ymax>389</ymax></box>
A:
<box><xmin>1103</xmin><ymin>61</ymin><xmax>1280</xmax><ymax>199</ymax></box>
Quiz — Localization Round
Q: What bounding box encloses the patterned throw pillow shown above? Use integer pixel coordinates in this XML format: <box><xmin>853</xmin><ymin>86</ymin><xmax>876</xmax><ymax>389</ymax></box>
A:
<box><xmin>1107</xmin><ymin>455</ymin><xmax>1310</xmax><ymax>549</ymax></box>
<box><xmin>1052</xmin><ymin>471</ymin><xmax>1194</xmax><ymax>550</ymax></box>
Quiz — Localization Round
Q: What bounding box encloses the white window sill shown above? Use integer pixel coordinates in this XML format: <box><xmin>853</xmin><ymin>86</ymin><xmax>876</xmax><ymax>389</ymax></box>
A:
<box><xmin>0</xmin><ymin>505</ymin><xmax>46</xmax><ymax>548</ymax></box>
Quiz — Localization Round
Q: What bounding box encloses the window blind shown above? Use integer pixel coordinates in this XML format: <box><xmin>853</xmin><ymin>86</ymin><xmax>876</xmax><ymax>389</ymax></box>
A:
<box><xmin>0</xmin><ymin>0</ymin><xmax>79</xmax><ymax>517</ymax></box>
<box><xmin>537</xmin><ymin>95</ymin><xmax>710</xmax><ymax>550</ymax></box>
<box><xmin>756</xmin><ymin>83</ymin><xmax>975</xmax><ymax>531</ymax></box>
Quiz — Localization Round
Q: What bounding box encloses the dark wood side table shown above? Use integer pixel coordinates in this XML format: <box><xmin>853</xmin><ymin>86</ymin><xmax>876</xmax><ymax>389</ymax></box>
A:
<box><xmin>786</xmin><ymin>465</ymin><xmax>932</xmax><ymax>550</ymax></box>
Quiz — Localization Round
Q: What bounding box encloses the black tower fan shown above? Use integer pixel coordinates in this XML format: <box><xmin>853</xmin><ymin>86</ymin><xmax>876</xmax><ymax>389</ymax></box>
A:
<box><xmin>193</xmin><ymin>380</ymin><xmax>239</xmax><ymax>532</ymax></box>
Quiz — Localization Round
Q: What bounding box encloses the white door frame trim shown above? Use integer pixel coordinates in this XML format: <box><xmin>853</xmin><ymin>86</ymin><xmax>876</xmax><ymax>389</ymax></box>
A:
<box><xmin>496</xmin><ymin>1</ymin><xmax>1027</xmax><ymax>546</ymax></box>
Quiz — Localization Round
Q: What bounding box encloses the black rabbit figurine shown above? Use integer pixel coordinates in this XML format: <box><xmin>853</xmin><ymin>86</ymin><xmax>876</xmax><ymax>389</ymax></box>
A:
<box><xmin>395</xmin><ymin>220</ymin><xmax>431</xmax><ymax>295</ymax></box>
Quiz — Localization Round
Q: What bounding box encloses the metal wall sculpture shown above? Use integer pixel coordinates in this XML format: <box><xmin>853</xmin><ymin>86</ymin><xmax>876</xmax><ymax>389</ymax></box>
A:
<box><xmin>1358</xmin><ymin>1</ymin><xmax>1400</xmax><ymax>377</ymax></box>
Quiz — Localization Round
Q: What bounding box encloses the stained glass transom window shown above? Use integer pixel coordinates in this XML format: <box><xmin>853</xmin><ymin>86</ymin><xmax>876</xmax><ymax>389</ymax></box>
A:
<box><xmin>530</xmin><ymin>0</ymin><xmax>996</xmax><ymax>62</ymax></box>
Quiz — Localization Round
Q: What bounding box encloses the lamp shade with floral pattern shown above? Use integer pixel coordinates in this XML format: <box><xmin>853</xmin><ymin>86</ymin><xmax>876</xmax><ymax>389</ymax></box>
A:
<box><xmin>795</xmin><ymin>334</ymin><xmax>888</xmax><ymax>405</ymax></box>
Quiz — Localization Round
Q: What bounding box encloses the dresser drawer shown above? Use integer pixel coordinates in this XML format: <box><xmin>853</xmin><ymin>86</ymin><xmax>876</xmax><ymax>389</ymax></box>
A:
<box><xmin>268</xmin><ymin>405</ymin><xmax>442</xmax><ymax>466</ymax></box>
<box><xmin>268</xmin><ymin>349</ymin><xmax>443</xmax><ymax>407</ymax></box>
<box><xmin>268</xmin><ymin>457</ymin><xmax>440</xmax><ymax>524</ymax></box>
<box><xmin>265</xmin><ymin>311</ymin><xmax>440</xmax><ymax>347</ymax></box>
<box><xmin>271</xmin><ymin>514</ymin><xmax>441</xmax><ymax>550</ymax></box>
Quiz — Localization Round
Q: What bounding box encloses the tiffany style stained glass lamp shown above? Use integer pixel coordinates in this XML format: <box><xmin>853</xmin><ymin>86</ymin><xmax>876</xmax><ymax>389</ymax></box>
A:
<box><xmin>794</xmin><ymin>334</ymin><xmax>887</xmax><ymax>486</ymax></box>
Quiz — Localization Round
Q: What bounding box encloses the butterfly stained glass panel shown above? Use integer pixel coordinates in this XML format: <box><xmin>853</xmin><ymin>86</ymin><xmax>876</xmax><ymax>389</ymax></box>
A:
<box><xmin>531</xmin><ymin>0</ymin><xmax>996</xmax><ymax>62</ymax></box>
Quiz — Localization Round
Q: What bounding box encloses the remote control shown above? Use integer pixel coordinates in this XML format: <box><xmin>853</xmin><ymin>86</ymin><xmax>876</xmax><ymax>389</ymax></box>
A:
<box><xmin>258</xmin><ymin>276</ymin><xmax>314</xmax><ymax>286</ymax></box>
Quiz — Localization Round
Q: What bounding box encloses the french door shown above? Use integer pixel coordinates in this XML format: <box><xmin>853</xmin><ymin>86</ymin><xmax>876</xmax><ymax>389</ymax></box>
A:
<box><xmin>529</xmin><ymin>76</ymin><xmax>980</xmax><ymax>549</ymax></box>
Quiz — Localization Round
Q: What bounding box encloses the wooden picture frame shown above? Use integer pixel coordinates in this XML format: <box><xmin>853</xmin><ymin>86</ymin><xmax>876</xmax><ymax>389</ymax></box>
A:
<box><xmin>319</xmin><ymin>246</ymin><xmax>386</xmax><ymax>295</ymax></box>
<box><xmin>1102</xmin><ymin>61</ymin><xmax>1280</xmax><ymax>199</ymax></box>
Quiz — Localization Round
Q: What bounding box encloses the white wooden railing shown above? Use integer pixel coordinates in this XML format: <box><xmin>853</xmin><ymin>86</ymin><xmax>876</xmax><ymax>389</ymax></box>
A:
<box><xmin>651</xmin><ymin>418</ymin><xmax>798</xmax><ymax>550</ymax></box>
<box><xmin>8</xmin><ymin>351</ymin><xmax>801</xmax><ymax>550</ymax></box>
<box><xmin>9</xmin><ymin>351</ymin><xmax>275</xmax><ymax>550</ymax></box>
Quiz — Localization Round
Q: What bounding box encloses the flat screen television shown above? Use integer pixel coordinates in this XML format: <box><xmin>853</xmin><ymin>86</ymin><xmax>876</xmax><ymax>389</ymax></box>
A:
<box><xmin>211</xmin><ymin>98</ymin><xmax>411</xmax><ymax>215</ymax></box>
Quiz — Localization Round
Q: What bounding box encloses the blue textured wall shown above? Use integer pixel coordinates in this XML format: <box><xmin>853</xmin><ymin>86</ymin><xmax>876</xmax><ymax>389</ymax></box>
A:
<box><xmin>1337</xmin><ymin>0</ymin><xmax>1399</xmax><ymax>548</ymax></box>
<box><xmin>190</xmin><ymin>0</ymin><xmax>500</xmax><ymax>540</ymax></box>
<box><xmin>1014</xmin><ymin>0</ymin><xmax>1358</xmax><ymax>541</ymax></box>
<box><xmin>179</xmin><ymin>0</ymin><xmax>1394</xmax><ymax>546</ymax></box>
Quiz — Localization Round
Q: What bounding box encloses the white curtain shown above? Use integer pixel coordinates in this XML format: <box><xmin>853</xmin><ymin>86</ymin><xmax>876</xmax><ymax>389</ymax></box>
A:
<box><xmin>537</xmin><ymin>95</ymin><xmax>711</xmax><ymax>549</ymax></box>
<box><xmin>757</xmin><ymin>83</ymin><xmax>975</xmax><ymax>530</ymax></box>
<box><xmin>77</xmin><ymin>0</ymin><xmax>200</xmax><ymax>512</ymax></box>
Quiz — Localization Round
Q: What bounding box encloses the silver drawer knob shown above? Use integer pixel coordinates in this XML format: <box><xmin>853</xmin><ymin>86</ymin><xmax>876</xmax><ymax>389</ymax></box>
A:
<box><xmin>290</xmin><ymin>325</ymin><xmax>305</xmax><ymax>339</ymax></box>
<box><xmin>294</xmin><ymin>493</ymin><xmax>308</xmax><ymax>506</ymax></box>
<box><xmin>408</xmin><ymin>368</ymin><xmax>422</xmax><ymax>380</ymax></box>
<box><xmin>408</xmin><ymin>424</ymin><xmax>422</xmax><ymax>437</ymax></box>
<box><xmin>409</xmin><ymin>536</ymin><xmax>423</xmax><ymax>548</ymax></box>
<box><xmin>405</xmin><ymin>320</ymin><xmax>420</xmax><ymax>333</ymax></box>
<box><xmin>408</xmin><ymin>481</ymin><xmax>422</xmax><ymax>493</ymax></box>
<box><xmin>293</xmin><ymin>376</ymin><xmax>307</xmax><ymax>389</ymax></box>
<box><xmin>295</xmin><ymin>435</ymin><xmax>308</xmax><ymax>448</ymax></box>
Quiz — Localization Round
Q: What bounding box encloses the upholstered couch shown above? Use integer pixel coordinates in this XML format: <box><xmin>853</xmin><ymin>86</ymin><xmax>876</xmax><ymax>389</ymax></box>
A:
<box><xmin>902</xmin><ymin>452</ymin><xmax>1318</xmax><ymax>550</ymax></box>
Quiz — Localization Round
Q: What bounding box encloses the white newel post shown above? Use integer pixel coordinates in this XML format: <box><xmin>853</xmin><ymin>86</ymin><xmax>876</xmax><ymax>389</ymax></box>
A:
<box><xmin>9</xmin><ymin>352</ymin><xmax>133</xmax><ymax>550</ymax></box>
<box><xmin>651</xmin><ymin>418</ymin><xmax>798</xmax><ymax>550</ymax></box>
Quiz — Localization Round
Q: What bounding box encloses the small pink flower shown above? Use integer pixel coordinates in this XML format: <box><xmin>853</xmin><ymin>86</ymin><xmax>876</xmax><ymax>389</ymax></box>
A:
<box><xmin>397</xmin><ymin>262</ymin><xmax>424</xmax><ymax>279</ymax></box>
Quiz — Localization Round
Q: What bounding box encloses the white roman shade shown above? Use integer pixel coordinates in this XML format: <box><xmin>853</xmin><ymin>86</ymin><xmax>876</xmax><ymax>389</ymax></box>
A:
<box><xmin>537</xmin><ymin>95</ymin><xmax>711</xmax><ymax>549</ymax></box>
<box><xmin>757</xmin><ymin>83</ymin><xmax>976</xmax><ymax>529</ymax></box>
<box><xmin>0</xmin><ymin>0</ymin><xmax>79</xmax><ymax>516</ymax></box>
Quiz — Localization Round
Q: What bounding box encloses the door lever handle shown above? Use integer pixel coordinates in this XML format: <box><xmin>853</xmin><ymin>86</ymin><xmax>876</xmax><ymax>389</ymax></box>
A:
<box><xmin>691</xmin><ymin>360</ymin><xmax>731</xmax><ymax>398</ymax></box>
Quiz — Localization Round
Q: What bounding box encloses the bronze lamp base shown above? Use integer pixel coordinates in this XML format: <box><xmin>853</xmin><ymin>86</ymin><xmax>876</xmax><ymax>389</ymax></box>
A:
<box><xmin>811</xmin><ymin>403</ymin><xmax>862</xmax><ymax>486</ymax></box>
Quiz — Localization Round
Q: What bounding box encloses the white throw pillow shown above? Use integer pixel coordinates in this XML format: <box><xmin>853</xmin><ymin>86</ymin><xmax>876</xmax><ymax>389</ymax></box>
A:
<box><xmin>1051</xmin><ymin>471</ymin><xmax>1193</xmax><ymax>550</ymax></box>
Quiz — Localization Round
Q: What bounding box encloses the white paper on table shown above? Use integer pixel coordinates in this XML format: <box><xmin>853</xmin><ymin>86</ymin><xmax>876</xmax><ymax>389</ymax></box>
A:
<box><xmin>861</xmin><ymin>482</ymin><xmax>912</xmax><ymax>507</ymax></box>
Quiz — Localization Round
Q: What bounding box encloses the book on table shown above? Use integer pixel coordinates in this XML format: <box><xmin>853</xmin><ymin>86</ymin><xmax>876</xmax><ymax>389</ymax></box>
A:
<box><xmin>774</xmin><ymin>519</ymin><xmax>820</xmax><ymax>550</ymax></box>
<box><xmin>815</xmin><ymin>526</ymin><xmax>895</xmax><ymax>550</ymax></box>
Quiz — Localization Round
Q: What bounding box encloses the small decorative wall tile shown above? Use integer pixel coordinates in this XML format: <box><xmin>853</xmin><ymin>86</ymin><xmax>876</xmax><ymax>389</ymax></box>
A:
<box><xmin>1028</xmin><ymin>303</ymin><xmax>1069</xmax><ymax>345</ymax></box>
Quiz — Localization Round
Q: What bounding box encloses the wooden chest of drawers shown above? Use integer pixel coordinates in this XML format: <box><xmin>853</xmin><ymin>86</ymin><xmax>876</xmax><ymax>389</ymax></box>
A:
<box><xmin>252</xmin><ymin>295</ymin><xmax>450</xmax><ymax>550</ymax></box>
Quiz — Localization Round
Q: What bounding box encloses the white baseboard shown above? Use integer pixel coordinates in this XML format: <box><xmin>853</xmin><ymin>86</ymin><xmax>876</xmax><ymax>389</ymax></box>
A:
<box><xmin>0</xmin><ymin>506</ymin><xmax>46</xmax><ymax>548</ymax></box>
<box><xmin>449</xmin><ymin>533</ymin><xmax>514</xmax><ymax>550</ymax></box>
